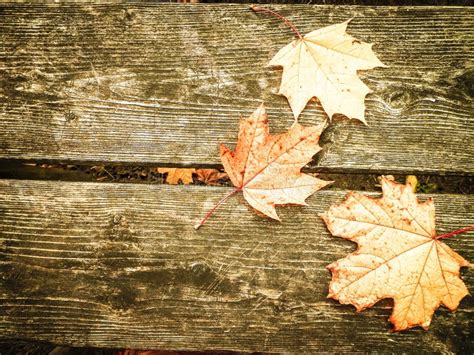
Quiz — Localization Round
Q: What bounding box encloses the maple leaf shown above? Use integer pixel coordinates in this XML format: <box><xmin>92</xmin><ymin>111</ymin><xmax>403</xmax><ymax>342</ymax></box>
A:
<box><xmin>218</xmin><ymin>103</ymin><xmax>331</xmax><ymax>221</ymax></box>
<box><xmin>195</xmin><ymin>169</ymin><xmax>228</xmax><ymax>186</ymax></box>
<box><xmin>265</xmin><ymin>15</ymin><xmax>385</xmax><ymax>123</ymax></box>
<box><xmin>321</xmin><ymin>177</ymin><xmax>471</xmax><ymax>331</ymax></box>
<box><xmin>158</xmin><ymin>168</ymin><xmax>195</xmax><ymax>185</ymax></box>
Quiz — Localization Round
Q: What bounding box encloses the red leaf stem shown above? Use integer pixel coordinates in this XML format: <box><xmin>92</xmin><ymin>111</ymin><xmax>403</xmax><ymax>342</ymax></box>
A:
<box><xmin>194</xmin><ymin>188</ymin><xmax>241</xmax><ymax>230</ymax></box>
<box><xmin>250</xmin><ymin>5</ymin><xmax>303</xmax><ymax>40</ymax></box>
<box><xmin>436</xmin><ymin>225</ymin><xmax>474</xmax><ymax>240</ymax></box>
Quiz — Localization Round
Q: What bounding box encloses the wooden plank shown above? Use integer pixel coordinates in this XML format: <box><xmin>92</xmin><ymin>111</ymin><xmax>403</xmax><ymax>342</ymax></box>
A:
<box><xmin>0</xmin><ymin>4</ymin><xmax>473</xmax><ymax>174</ymax></box>
<box><xmin>0</xmin><ymin>179</ymin><xmax>472</xmax><ymax>352</ymax></box>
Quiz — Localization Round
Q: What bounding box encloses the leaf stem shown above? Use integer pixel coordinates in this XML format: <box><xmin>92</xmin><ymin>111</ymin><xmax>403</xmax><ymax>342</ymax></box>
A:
<box><xmin>194</xmin><ymin>188</ymin><xmax>241</xmax><ymax>230</ymax></box>
<box><xmin>436</xmin><ymin>225</ymin><xmax>474</xmax><ymax>240</ymax></box>
<box><xmin>250</xmin><ymin>5</ymin><xmax>303</xmax><ymax>40</ymax></box>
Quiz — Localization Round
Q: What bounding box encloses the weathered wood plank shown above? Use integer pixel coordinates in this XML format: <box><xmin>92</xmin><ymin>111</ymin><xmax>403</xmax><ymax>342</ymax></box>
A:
<box><xmin>0</xmin><ymin>179</ymin><xmax>472</xmax><ymax>352</ymax></box>
<box><xmin>0</xmin><ymin>4</ymin><xmax>473</xmax><ymax>173</ymax></box>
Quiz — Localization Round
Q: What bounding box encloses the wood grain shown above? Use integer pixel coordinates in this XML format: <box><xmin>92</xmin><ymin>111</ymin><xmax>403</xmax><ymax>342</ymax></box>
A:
<box><xmin>0</xmin><ymin>179</ymin><xmax>472</xmax><ymax>352</ymax></box>
<box><xmin>0</xmin><ymin>4</ymin><xmax>473</xmax><ymax>173</ymax></box>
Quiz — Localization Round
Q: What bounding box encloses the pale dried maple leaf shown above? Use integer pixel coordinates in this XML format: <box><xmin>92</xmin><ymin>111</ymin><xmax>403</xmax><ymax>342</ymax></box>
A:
<box><xmin>158</xmin><ymin>168</ymin><xmax>195</xmax><ymax>185</ymax></box>
<box><xmin>269</xmin><ymin>20</ymin><xmax>386</xmax><ymax>123</ymax></box>
<box><xmin>219</xmin><ymin>103</ymin><xmax>331</xmax><ymax>221</ymax></box>
<box><xmin>321</xmin><ymin>177</ymin><xmax>471</xmax><ymax>331</ymax></box>
<box><xmin>195</xmin><ymin>169</ymin><xmax>228</xmax><ymax>186</ymax></box>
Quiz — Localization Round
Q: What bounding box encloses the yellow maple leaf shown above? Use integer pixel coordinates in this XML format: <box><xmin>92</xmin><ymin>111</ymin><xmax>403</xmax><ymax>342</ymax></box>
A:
<box><xmin>321</xmin><ymin>177</ymin><xmax>471</xmax><ymax>331</ymax></box>
<box><xmin>158</xmin><ymin>168</ymin><xmax>195</xmax><ymax>185</ymax></box>
<box><xmin>269</xmin><ymin>20</ymin><xmax>386</xmax><ymax>123</ymax></box>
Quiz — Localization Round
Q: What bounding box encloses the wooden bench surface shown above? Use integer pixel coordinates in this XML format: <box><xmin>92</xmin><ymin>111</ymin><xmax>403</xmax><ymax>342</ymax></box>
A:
<box><xmin>0</xmin><ymin>179</ymin><xmax>472</xmax><ymax>352</ymax></box>
<box><xmin>0</xmin><ymin>4</ymin><xmax>473</xmax><ymax>173</ymax></box>
<box><xmin>0</xmin><ymin>3</ymin><xmax>473</xmax><ymax>353</ymax></box>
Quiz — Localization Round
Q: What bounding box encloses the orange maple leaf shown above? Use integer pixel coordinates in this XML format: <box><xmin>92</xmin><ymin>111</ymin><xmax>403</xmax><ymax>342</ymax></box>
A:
<box><xmin>321</xmin><ymin>177</ymin><xmax>471</xmax><ymax>331</ymax></box>
<box><xmin>261</xmin><ymin>11</ymin><xmax>385</xmax><ymax>123</ymax></box>
<box><xmin>219</xmin><ymin>103</ymin><xmax>331</xmax><ymax>221</ymax></box>
<box><xmin>158</xmin><ymin>168</ymin><xmax>195</xmax><ymax>185</ymax></box>
<box><xmin>196</xmin><ymin>103</ymin><xmax>331</xmax><ymax>228</ymax></box>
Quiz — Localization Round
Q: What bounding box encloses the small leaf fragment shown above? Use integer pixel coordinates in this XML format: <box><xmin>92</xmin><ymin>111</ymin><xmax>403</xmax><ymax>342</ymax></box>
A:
<box><xmin>196</xmin><ymin>169</ymin><xmax>228</xmax><ymax>186</ymax></box>
<box><xmin>158</xmin><ymin>168</ymin><xmax>195</xmax><ymax>185</ymax></box>
<box><xmin>405</xmin><ymin>175</ymin><xmax>418</xmax><ymax>192</ymax></box>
